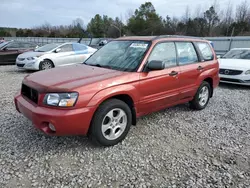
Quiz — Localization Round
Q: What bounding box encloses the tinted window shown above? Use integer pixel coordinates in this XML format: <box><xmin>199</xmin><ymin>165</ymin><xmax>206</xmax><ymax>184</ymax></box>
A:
<box><xmin>148</xmin><ymin>42</ymin><xmax>177</xmax><ymax>68</ymax></box>
<box><xmin>197</xmin><ymin>42</ymin><xmax>213</xmax><ymax>61</ymax></box>
<box><xmin>60</xmin><ymin>44</ymin><xmax>73</xmax><ymax>52</ymax></box>
<box><xmin>176</xmin><ymin>42</ymin><xmax>198</xmax><ymax>65</ymax></box>
<box><xmin>6</xmin><ymin>42</ymin><xmax>21</xmax><ymax>49</ymax></box>
<box><xmin>222</xmin><ymin>49</ymin><xmax>250</xmax><ymax>59</ymax></box>
<box><xmin>73</xmin><ymin>43</ymin><xmax>88</xmax><ymax>51</ymax></box>
<box><xmin>23</xmin><ymin>42</ymin><xmax>37</xmax><ymax>48</ymax></box>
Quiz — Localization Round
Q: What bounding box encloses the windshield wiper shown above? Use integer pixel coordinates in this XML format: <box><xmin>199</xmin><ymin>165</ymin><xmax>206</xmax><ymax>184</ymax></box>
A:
<box><xmin>85</xmin><ymin>63</ymin><xmax>111</xmax><ymax>69</ymax></box>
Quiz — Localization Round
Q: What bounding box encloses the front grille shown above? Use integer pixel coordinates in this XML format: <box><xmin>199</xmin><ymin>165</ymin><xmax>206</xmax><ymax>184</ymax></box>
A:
<box><xmin>219</xmin><ymin>69</ymin><xmax>243</xmax><ymax>75</ymax></box>
<box><xmin>17</xmin><ymin>64</ymin><xmax>25</xmax><ymax>67</ymax></box>
<box><xmin>220</xmin><ymin>78</ymin><xmax>242</xmax><ymax>83</ymax></box>
<box><xmin>18</xmin><ymin>58</ymin><xmax>25</xmax><ymax>61</ymax></box>
<box><xmin>21</xmin><ymin>84</ymin><xmax>39</xmax><ymax>104</ymax></box>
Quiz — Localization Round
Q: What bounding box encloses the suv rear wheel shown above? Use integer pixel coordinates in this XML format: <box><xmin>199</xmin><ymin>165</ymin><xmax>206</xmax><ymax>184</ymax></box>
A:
<box><xmin>89</xmin><ymin>99</ymin><xmax>132</xmax><ymax>146</ymax></box>
<box><xmin>190</xmin><ymin>81</ymin><xmax>211</xmax><ymax>110</ymax></box>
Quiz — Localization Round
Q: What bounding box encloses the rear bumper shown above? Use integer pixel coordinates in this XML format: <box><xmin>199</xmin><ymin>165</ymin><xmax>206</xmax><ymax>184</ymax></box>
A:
<box><xmin>14</xmin><ymin>94</ymin><xmax>95</xmax><ymax>136</ymax></box>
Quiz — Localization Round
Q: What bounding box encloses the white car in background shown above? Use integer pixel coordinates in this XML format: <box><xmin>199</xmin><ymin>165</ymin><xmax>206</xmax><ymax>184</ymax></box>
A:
<box><xmin>218</xmin><ymin>48</ymin><xmax>250</xmax><ymax>85</ymax></box>
<box><xmin>16</xmin><ymin>42</ymin><xmax>97</xmax><ymax>70</ymax></box>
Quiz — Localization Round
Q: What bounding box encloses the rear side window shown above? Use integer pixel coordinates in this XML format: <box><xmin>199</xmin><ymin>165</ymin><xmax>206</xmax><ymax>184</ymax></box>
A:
<box><xmin>148</xmin><ymin>42</ymin><xmax>177</xmax><ymax>69</ymax></box>
<box><xmin>176</xmin><ymin>42</ymin><xmax>198</xmax><ymax>65</ymax></box>
<box><xmin>73</xmin><ymin>43</ymin><xmax>88</xmax><ymax>51</ymax></box>
<box><xmin>197</xmin><ymin>42</ymin><xmax>214</xmax><ymax>61</ymax></box>
<box><xmin>60</xmin><ymin>44</ymin><xmax>73</xmax><ymax>52</ymax></box>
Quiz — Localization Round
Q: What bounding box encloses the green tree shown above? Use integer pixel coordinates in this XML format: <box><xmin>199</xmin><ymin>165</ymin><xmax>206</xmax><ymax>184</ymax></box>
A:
<box><xmin>87</xmin><ymin>14</ymin><xmax>105</xmax><ymax>37</ymax></box>
<box><xmin>127</xmin><ymin>2</ymin><xmax>164</xmax><ymax>35</ymax></box>
<box><xmin>204</xmin><ymin>6</ymin><xmax>220</xmax><ymax>36</ymax></box>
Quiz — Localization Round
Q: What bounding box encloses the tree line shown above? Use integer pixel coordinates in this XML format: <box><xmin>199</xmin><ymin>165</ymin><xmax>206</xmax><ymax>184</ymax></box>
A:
<box><xmin>1</xmin><ymin>1</ymin><xmax>250</xmax><ymax>38</ymax></box>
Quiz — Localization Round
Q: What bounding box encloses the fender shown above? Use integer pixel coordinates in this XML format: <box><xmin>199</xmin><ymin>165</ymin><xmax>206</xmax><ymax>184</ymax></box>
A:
<box><xmin>87</xmin><ymin>83</ymin><xmax>140</xmax><ymax>107</ymax></box>
<box><xmin>196</xmin><ymin>64</ymin><xmax>218</xmax><ymax>87</ymax></box>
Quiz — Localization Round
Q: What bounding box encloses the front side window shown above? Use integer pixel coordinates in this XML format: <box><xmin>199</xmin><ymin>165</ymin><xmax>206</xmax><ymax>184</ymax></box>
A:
<box><xmin>222</xmin><ymin>49</ymin><xmax>250</xmax><ymax>59</ymax></box>
<box><xmin>148</xmin><ymin>42</ymin><xmax>177</xmax><ymax>68</ymax></box>
<box><xmin>84</xmin><ymin>40</ymin><xmax>150</xmax><ymax>72</ymax></box>
<box><xmin>35</xmin><ymin>43</ymin><xmax>60</xmax><ymax>52</ymax></box>
<box><xmin>60</xmin><ymin>44</ymin><xmax>73</xmax><ymax>52</ymax></box>
<box><xmin>197</xmin><ymin>42</ymin><xmax>214</xmax><ymax>61</ymax></box>
<box><xmin>6</xmin><ymin>42</ymin><xmax>21</xmax><ymax>49</ymax></box>
<box><xmin>176</xmin><ymin>42</ymin><xmax>198</xmax><ymax>65</ymax></box>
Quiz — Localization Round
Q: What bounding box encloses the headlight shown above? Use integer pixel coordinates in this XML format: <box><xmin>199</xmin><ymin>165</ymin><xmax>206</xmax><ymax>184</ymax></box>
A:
<box><xmin>44</xmin><ymin>93</ymin><xmax>78</xmax><ymax>107</ymax></box>
<box><xmin>245</xmin><ymin>70</ymin><xmax>250</xmax><ymax>75</ymax></box>
<box><xmin>27</xmin><ymin>57</ymin><xmax>36</xmax><ymax>60</ymax></box>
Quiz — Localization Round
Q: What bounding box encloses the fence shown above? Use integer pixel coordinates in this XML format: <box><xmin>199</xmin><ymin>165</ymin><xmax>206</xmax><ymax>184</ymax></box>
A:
<box><xmin>3</xmin><ymin>37</ymin><xmax>101</xmax><ymax>46</ymax></box>
<box><xmin>3</xmin><ymin>36</ymin><xmax>250</xmax><ymax>55</ymax></box>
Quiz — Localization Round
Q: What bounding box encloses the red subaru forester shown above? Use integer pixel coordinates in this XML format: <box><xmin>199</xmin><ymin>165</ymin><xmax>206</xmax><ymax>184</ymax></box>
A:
<box><xmin>14</xmin><ymin>36</ymin><xmax>219</xmax><ymax>146</ymax></box>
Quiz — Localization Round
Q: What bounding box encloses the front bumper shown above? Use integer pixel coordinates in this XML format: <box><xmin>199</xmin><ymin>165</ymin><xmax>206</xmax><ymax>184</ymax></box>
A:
<box><xmin>14</xmin><ymin>94</ymin><xmax>95</xmax><ymax>136</ymax></box>
<box><xmin>16</xmin><ymin>58</ymin><xmax>40</xmax><ymax>70</ymax></box>
<box><xmin>219</xmin><ymin>74</ymin><xmax>250</xmax><ymax>86</ymax></box>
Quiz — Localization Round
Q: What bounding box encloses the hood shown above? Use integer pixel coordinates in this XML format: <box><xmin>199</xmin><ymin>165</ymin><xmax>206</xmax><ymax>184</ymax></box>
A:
<box><xmin>219</xmin><ymin>58</ymin><xmax>250</xmax><ymax>70</ymax></box>
<box><xmin>23</xmin><ymin>64</ymin><xmax>127</xmax><ymax>92</ymax></box>
<box><xmin>18</xmin><ymin>51</ymin><xmax>47</xmax><ymax>58</ymax></box>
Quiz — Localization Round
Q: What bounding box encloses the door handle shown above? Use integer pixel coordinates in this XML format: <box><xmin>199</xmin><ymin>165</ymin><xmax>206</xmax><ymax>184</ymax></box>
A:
<box><xmin>197</xmin><ymin>66</ymin><xmax>204</xmax><ymax>71</ymax></box>
<box><xmin>169</xmin><ymin>71</ymin><xmax>178</xmax><ymax>76</ymax></box>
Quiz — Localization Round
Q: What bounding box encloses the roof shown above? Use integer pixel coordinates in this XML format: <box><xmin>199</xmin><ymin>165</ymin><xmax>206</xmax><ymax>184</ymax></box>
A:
<box><xmin>116</xmin><ymin>35</ymin><xmax>207</xmax><ymax>41</ymax></box>
<box><xmin>116</xmin><ymin>36</ymin><xmax>156</xmax><ymax>41</ymax></box>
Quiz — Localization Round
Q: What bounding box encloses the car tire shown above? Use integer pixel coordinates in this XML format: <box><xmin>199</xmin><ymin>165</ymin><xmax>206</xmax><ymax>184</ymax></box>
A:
<box><xmin>89</xmin><ymin>99</ymin><xmax>132</xmax><ymax>146</ymax></box>
<box><xmin>39</xmin><ymin>60</ymin><xmax>54</xmax><ymax>70</ymax></box>
<box><xmin>189</xmin><ymin>81</ymin><xmax>211</xmax><ymax>110</ymax></box>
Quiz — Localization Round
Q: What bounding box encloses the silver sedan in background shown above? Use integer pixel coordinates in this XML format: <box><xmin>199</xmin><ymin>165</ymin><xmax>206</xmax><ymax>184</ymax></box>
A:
<box><xmin>16</xmin><ymin>42</ymin><xmax>97</xmax><ymax>70</ymax></box>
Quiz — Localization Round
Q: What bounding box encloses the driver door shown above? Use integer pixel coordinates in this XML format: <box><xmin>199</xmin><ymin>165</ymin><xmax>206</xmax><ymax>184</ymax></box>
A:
<box><xmin>138</xmin><ymin>42</ymin><xmax>180</xmax><ymax>115</ymax></box>
<box><xmin>1</xmin><ymin>42</ymin><xmax>20</xmax><ymax>62</ymax></box>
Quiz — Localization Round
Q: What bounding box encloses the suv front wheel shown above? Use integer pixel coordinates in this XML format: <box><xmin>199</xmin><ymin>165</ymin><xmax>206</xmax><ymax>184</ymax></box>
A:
<box><xmin>89</xmin><ymin>99</ymin><xmax>132</xmax><ymax>146</ymax></box>
<box><xmin>190</xmin><ymin>81</ymin><xmax>211</xmax><ymax>110</ymax></box>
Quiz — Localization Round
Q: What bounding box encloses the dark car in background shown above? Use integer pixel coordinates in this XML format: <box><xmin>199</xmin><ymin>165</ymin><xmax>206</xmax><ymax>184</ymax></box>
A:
<box><xmin>0</xmin><ymin>41</ymin><xmax>38</xmax><ymax>65</ymax></box>
<box><xmin>88</xmin><ymin>38</ymin><xmax>112</xmax><ymax>49</ymax></box>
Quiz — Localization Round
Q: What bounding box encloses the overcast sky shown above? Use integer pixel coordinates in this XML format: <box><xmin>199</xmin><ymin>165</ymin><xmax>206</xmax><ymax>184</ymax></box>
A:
<box><xmin>0</xmin><ymin>0</ymin><xmax>247</xmax><ymax>28</ymax></box>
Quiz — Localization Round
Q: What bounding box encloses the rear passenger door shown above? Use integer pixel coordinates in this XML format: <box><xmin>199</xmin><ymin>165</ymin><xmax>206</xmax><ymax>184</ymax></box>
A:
<box><xmin>72</xmin><ymin>43</ymin><xmax>90</xmax><ymax>64</ymax></box>
<box><xmin>176</xmin><ymin>42</ymin><xmax>202</xmax><ymax>100</ymax></box>
<box><xmin>139</xmin><ymin>42</ymin><xmax>180</xmax><ymax>114</ymax></box>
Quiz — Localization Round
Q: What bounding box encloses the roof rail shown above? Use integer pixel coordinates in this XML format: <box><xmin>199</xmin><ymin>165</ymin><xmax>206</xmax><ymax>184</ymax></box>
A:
<box><xmin>153</xmin><ymin>35</ymin><xmax>205</xmax><ymax>40</ymax></box>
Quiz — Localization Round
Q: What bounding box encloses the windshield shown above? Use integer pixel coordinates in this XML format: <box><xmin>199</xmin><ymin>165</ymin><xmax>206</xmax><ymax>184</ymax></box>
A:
<box><xmin>34</xmin><ymin>43</ymin><xmax>60</xmax><ymax>52</ymax></box>
<box><xmin>222</xmin><ymin>49</ymin><xmax>250</xmax><ymax>59</ymax></box>
<box><xmin>0</xmin><ymin>42</ymin><xmax>9</xmax><ymax>49</ymax></box>
<box><xmin>84</xmin><ymin>40</ymin><xmax>150</xmax><ymax>72</ymax></box>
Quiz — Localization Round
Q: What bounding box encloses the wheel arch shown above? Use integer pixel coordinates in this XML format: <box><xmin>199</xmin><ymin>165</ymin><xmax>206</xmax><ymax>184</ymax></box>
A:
<box><xmin>203</xmin><ymin>77</ymin><xmax>213</xmax><ymax>97</ymax></box>
<box><xmin>39</xmin><ymin>58</ymin><xmax>55</xmax><ymax>69</ymax></box>
<box><xmin>89</xmin><ymin>91</ymin><xmax>138</xmax><ymax>128</ymax></box>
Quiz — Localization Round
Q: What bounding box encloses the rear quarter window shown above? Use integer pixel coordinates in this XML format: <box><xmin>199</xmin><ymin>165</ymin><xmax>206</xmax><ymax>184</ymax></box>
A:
<box><xmin>197</xmin><ymin>42</ymin><xmax>214</xmax><ymax>61</ymax></box>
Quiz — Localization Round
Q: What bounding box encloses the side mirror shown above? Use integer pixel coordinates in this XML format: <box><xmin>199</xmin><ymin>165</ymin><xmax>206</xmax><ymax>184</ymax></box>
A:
<box><xmin>147</xmin><ymin>60</ymin><xmax>164</xmax><ymax>71</ymax></box>
<box><xmin>217</xmin><ymin>55</ymin><xmax>221</xmax><ymax>59</ymax></box>
<box><xmin>3</xmin><ymin>47</ymin><xmax>7</xmax><ymax>51</ymax></box>
<box><xmin>55</xmin><ymin>48</ymin><xmax>61</xmax><ymax>53</ymax></box>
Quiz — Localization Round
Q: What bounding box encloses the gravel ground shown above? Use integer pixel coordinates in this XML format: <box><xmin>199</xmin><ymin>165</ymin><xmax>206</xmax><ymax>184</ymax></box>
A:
<box><xmin>0</xmin><ymin>65</ymin><xmax>250</xmax><ymax>188</ymax></box>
